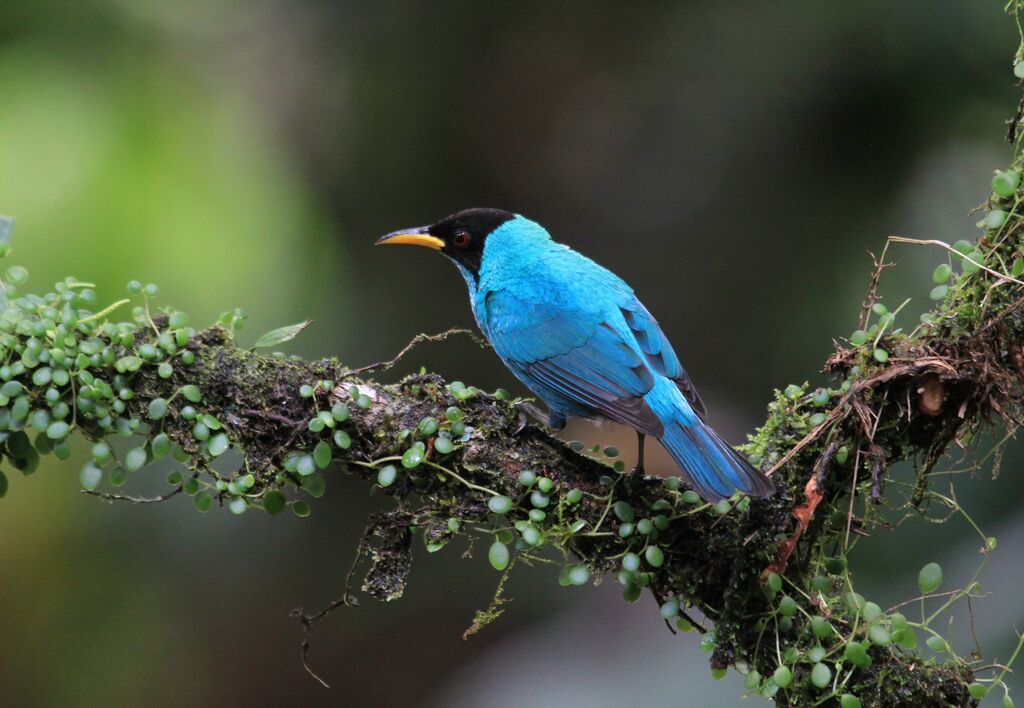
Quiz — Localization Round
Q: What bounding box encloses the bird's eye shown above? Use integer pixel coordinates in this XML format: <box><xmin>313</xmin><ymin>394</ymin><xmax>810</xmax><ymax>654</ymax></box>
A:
<box><xmin>453</xmin><ymin>231</ymin><xmax>471</xmax><ymax>249</ymax></box>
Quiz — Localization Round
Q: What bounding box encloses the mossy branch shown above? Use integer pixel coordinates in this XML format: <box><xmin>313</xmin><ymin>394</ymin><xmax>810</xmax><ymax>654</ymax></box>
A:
<box><xmin>0</xmin><ymin>199</ymin><xmax>1016</xmax><ymax>706</ymax></box>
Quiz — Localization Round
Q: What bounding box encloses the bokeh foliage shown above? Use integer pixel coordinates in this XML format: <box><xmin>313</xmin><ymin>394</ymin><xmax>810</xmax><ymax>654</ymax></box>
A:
<box><xmin>3</xmin><ymin>1</ymin><xmax>1024</xmax><ymax>707</ymax></box>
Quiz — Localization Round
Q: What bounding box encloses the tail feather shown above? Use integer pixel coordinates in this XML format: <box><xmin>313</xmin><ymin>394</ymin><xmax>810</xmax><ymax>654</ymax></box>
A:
<box><xmin>659</xmin><ymin>418</ymin><xmax>775</xmax><ymax>502</ymax></box>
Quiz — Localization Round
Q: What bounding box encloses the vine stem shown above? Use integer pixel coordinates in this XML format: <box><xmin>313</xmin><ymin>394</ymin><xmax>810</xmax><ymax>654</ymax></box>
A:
<box><xmin>888</xmin><ymin>235</ymin><xmax>1024</xmax><ymax>287</ymax></box>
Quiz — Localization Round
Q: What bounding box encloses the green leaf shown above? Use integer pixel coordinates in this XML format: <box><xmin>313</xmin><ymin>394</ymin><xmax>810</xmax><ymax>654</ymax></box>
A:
<box><xmin>107</xmin><ymin>466</ymin><xmax>126</xmax><ymax>487</ymax></box>
<box><xmin>181</xmin><ymin>385</ymin><xmax>202</xmax><ymax>403</ymax></box>
<box><xmin>659</xmin><ymin>596</ymin><xmax>679</xmax><ymax>617</ymax></box>
<box><xmin>893</xmin><ymin>627</ymin><xmax>918</xmax><ymax>650</ymax></box>
<box><xmin>868</xmin><ymin>624</ymin><xmax>891</xmax><ymax>646</ymax></box>
<box><xmin>418</xmin><ymin>416</ymin><xmax>438</xmax><ymax>435</ymax></box>
<box><xmin>773</xmin><ymin>666</ymin><xmax>792</xmax><ymax>689</ymax></box>
<box><xmin>844</xmin><ymin>641</ymin><xmax>870</xmax><ymax>667</ymax></box>
<box><xmin>313</xmin><ymin>440</ymin><xmax>331</xmax><ymax>469</ymax></box>
<box><xmin>401</xmin><ymin>443</ymin><xmax>425</xmax><ymax>469</ymax></box>
<box><xmin>45</xmin><ymin>421</ymin><xmax>70</xmax><ymax>441</ymax></box>
<box><xmin>302</xmin><ymin>474</ymin><xmax>325</xmax><ymax>498</ymax></box>
<box><xmin>151</xmin><ymin>433</ymin><xmax>172</xmax><ymax>459</ymax></box>
<box><xmin>568</xmin><ymin>565</ymin><xmax>590</xmax><ymax>586</ymax></box>
<box><xmin>332</xmin><ymin>430</ymin><xmax>351</xmax><ymax>449</ymax></box>
<box><xmin>645</xmin><ymin>545</ymin><xmax>665</xmax><ymax>568</ymax></box>
<box><xmin>488</xmin><ymin>495</ymin><xmax>513</xmax><ymax>514</ymax></box>
<box><xmin>488</xmin><ymin>541</ymin><xmax>509</xmax><ymax>570</ymax></box>
<box><xmin>148</xmin><ymin>398</ymin><xmax>168</xmax><ymax>420</ymax></box>
<box><xmin>918</xmin><ymin>562</ymin><xmax>942</xmax><ymax>593</ymax></box>
<box><xmin>194</xmin><ymin>492</ymin><xmax>212</xmax><ymax>512</ymax></box>
<box><xmin>208</xmin><ymin>433</ymin><xmax>229</xmax><ymax>457</ymax></box>
<box><xmin>200</xmin><ymin>414</ymin><xmax>222</xmax><ymax>430</ymax></box>
<box><xmin>810</xmin><ymin>662</ymin><xmax>831</xmax><ymax>689</ymax></box>
<box><xmin>80</xmin><ymin>462</ymin><xmax>102</xmax><ymax>490</ymax></box>
<box><xmin>125</xmin><ymin>446</ymin><xmax>148</xmax><ymax>472</ymax></box>
<box><xmin>263</xmin><ymin>490</ymin><xmax>286</xmax><ymax>515</ymax></box>
<box><xmin>296</xmin><ymin>454</ymin><xmax>316</xmax><ymax>476</ymax></box>
<box><xmin>777</xmin><ymin>596</ymin><xmax>800</xmax><ymax>619</ymax></box>
<box><xmin>377</xmin><ymin>464</ymin><xmax>397</xmax><ymax>487</ymax></box>
<box><xmin>252</xmin><ymin>320</ymin><xmax>313</xmax><ymax>349</ymax></box>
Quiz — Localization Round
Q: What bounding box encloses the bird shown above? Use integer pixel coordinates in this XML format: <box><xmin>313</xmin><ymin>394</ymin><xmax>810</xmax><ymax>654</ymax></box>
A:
<box><xmin>376</xmin><ymin>208</ymin><xmax>774</xmax><ymax>502</ymax></box>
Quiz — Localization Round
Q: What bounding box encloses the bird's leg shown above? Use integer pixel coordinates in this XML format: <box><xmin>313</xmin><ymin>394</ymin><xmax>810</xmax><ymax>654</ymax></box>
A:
<box><xmin>547</xmin><ymin>410</ymin><xmax>567</xmax><ymax>432</ymax></box>
<box><xmin>631</xmin><ymin>432</ymin><xmax>646</xmax><ymax>478</ymax></box>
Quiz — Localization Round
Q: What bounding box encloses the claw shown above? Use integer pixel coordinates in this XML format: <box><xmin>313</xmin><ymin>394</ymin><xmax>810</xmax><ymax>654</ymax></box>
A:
<box><xmin>513</xmin><ymin>402</ymin><xmax>569</xmax><ymax>437</ymax></box>
<box><xmin>547</xmin><ymin>410</ymin><xmax>567</xmax><ymax>431</ymax></box>
<box><xmin>514</xmin><ymin>401</ymin><xmax>550</xmax><ymax>434</ymax></box>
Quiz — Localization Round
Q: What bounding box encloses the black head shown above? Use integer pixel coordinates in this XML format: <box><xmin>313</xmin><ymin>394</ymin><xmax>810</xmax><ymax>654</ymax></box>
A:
<box><xmin>375</xmin><ymin>208</ymin><xmax>516</xmax><ymax>278</ymax></box>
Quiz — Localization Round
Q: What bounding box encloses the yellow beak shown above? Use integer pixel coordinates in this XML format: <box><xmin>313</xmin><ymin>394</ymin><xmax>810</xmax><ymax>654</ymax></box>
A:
<box><xmin>375</xmin><ymin>227</ymin><xmax>444</xmax><ymax>250</ymax></box>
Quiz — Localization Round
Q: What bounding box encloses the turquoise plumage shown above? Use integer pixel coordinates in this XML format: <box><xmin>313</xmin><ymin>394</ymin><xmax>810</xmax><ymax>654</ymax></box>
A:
<box><xmin>377</xmin><ymin>209</ymin><xmax>774</xmax><ymax>501</ymax></box>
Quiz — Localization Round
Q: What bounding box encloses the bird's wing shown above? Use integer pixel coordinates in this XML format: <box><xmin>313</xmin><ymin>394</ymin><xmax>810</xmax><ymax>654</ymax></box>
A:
<box><xmin>484</xmin><ymin>289</ymin><xmax>664</xmax><ymax>436</ymax></box>
<box><xmin>620</xmin><ymin>300</ymin><xmax>707</xmax><ymax>418</ymax></box>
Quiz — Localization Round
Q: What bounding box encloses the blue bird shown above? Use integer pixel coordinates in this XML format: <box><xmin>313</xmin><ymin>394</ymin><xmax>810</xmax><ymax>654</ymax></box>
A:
<box><xmin>376</xmin><ymin>208</ymin><xmax>774</xmax><ymax>502</ymax></box>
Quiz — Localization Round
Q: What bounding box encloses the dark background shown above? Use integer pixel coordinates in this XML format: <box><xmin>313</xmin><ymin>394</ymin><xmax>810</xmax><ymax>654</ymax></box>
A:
<box><xmin>0</xmin><ymin>1</ymin><xmax>1022</xmax><ymax>706</ymax></box>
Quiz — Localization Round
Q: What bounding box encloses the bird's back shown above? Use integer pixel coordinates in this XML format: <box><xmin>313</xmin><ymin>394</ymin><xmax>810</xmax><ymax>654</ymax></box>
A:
<box><xmin>475</xmin><ymin>222</ymin><xmax>634</xmax><ymax>325</ymax></box>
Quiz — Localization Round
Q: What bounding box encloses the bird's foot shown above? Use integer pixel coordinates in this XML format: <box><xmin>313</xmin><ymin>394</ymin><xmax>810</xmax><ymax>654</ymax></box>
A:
<box><xmin>547</xmin><ymin>410</ymin><xmax>567</xmax><ymax>432</ymax></box>
<box><xmin>514</xmin><ymin>401</ymin><xmax>556</xmax><ymax>435</ymax></box>
<box><xmin>630</xmin><ymin>463</ymin><xmax>646</xmax><ymax>480</ymax></box>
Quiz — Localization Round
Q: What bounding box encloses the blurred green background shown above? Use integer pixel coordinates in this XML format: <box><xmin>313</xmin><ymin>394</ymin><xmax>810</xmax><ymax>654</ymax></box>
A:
<box><xmin>1</xmin><ymin>1</ymin><xmax>1022</xmax><ymax>706</ymax></box>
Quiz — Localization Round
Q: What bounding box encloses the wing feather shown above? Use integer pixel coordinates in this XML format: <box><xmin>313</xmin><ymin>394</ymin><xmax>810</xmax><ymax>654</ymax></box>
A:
<box><xmin>485</xmin><ymin>290</ymin><xmax>663</xmax><ymax>436</ymax></box>
<box><xmin>621</xmin><ymin>303</ymin><xmax>707</xmax><ymax>418</ymax></box>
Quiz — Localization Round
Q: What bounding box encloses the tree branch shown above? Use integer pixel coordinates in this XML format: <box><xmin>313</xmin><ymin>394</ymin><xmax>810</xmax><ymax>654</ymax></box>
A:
<box><xmin>66</xmin><ymin>217</ymin><xmax>1015</xmax><ymax>705</ymax></box>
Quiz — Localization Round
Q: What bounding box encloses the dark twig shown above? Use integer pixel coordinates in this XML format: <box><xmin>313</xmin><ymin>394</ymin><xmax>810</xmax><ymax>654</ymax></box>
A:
<box><xmin>868</xmin><ymin>446</ymin><xmax>886</xmax><ymax>505</ymax></box>
<box><xmin>240</xmin><ymin>408</ymin><xmax>306</xmax><ymax>428</ymax></box>
<box><xmin>81</xmin><ymin>486</ymin><xmax>183</xmax><ymax>504</ymax></box>
<box><xmin>291</xmin><ymin>521</ymin><xmax>371</xmax><ymax>689</ymax></box>
<box><xmin>345</xmin><ymin>328</ymin><xmax>490</xmax><ymax>377</ymax></box>
<box><xmin>857</xmin><ymin>249</ymin><xmax>894</xmax><ymax>331</ymax></box>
